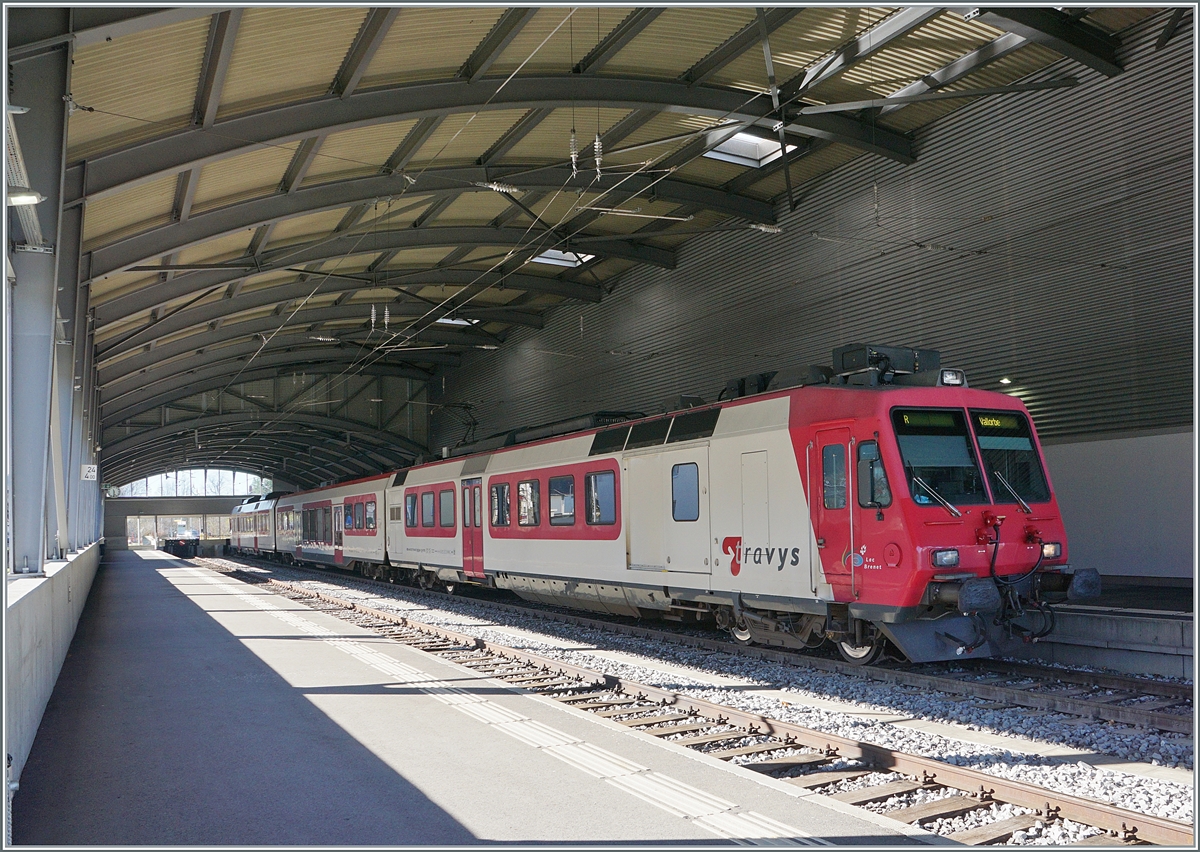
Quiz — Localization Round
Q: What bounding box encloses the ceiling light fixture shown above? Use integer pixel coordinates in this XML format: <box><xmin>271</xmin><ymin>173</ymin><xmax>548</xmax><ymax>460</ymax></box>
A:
<box><xmin>6</xmin><ymin>185</ymin><xmax>44</xmax><ymax>206</ymax></box>
<box><xmin>999</xmin><ymin>377</ymin><xmax>1012</xmax><ymax>385</ymax></box>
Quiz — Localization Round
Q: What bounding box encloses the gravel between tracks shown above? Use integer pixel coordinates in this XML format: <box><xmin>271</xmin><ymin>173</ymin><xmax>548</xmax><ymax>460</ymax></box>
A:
<box><xmin>228</xmin><ymin>563</ymin><xmax>1194</xmax><ymax>828</ymax></box>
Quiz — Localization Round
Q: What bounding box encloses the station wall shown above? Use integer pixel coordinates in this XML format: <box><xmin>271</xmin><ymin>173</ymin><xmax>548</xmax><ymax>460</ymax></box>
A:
<box><xmin>431</xmin><ymin>14</ymin><xmax>1193</xmax><ymax>583</ymax></box>
<box><xmin>102</xmin><ymin>497</ymin><xmax>245</xmax><ymax>549</ymax></box>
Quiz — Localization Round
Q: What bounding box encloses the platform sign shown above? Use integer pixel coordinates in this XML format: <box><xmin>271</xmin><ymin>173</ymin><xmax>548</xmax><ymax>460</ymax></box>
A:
<box><xmin>81</xmin><ymin>464</ymin><xmax>97</xmax><ymax>481</ymax></box>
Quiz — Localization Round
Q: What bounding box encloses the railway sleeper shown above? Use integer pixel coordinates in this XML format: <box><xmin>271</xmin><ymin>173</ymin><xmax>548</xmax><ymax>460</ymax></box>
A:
<box><xmin>829</xmin><ymin>778</ymin><xmax>930</xmax><ymax>806</ymax></box>
<box><xmin>890</xmin><ymin>793</ymin><xmax>989</xmax><ymax>823</ymax></box>
<box><xmin>946</xmin><ymin>813</ymin><xmax>1040</xmax><ymax>845</ymax></box>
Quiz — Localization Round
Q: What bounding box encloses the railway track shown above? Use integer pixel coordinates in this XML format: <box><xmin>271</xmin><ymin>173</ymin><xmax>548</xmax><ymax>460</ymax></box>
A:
<box><xmin>201</xmin><ymin>561</ymin><xmax>1193</xmax><ymax>847</ymax></box>
<box><xmin>204</xmin><ymin>554</ymin><xmax>1192</xmax><ymax>736</ymax></box>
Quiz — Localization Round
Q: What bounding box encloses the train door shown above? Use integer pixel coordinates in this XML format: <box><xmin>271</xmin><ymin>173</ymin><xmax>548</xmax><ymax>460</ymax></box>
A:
<box><xmin>662</xmin><ymin>447</ymin><xmax>711</xmax><ymax>573</ymax></box>
<box><xmin>461</xmin><ymin>478</ymin><xmax>484</xmax><ymax>579</ymax></box>
<box><xmin>812</xmin><ymin>427</ymin><xmax>855</xmax><ymax>599</ymax></box>
<box><xmin>334</xmin><ymin>503</ymin><xmax>344</xmax><ymax>564</ymax></box>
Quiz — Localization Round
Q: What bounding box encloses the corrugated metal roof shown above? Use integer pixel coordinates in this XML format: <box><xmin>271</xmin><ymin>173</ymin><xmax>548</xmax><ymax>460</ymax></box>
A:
<box><xmin>302</xmin><ymin>120</ymin><xmax>419</xmax><ymax>185</ymax></box>
<box><xmin>500</xmin><ymin>107</ymin><xmax>631</xmax><ymax>163</ymax></box>
<box><xmin>266</xmin><ymin>208</ymin><xmax>355</xmax><ymax>251</ymax></box>
<box><xmin>82</xmin><ymin>172</ymin><xmax>177</xmax><ymax>250</ymax></box>
<box><xmin>489</xmin><ymin>7</ymin><xmax>634</xmax><ymax>77</ymax></box>
<box><xmin>66</xmin><ymin>16</ymin><xmax>210</xmax><ymax>162</ymax></box>
<box><xmin>175</xmin><ymin>231</ymin><xmax>252</xmax><ymax>267</ymax></box>
<box><xmin>191</xmin><ymin>144</ymin><xmax>296</xmax><ymax>215</ymax></box>
<box><xmin>217</xmin><ymin>7</ymin><xmax>367</xmax><ymax>121</ymax></box>
<box><xmin>603</xmin><ymin>7</ymin><xmax>757</xmax><ymax>79</ymax></box>
<box><xmin>360</xmin><ymin>7</ymin><xmax>505</xmax><ymax>88</ymax></box>
<box><xmin>407</xmin><ymin>109</ymin><xmax>529</xmax><ymax>167</ymax></box>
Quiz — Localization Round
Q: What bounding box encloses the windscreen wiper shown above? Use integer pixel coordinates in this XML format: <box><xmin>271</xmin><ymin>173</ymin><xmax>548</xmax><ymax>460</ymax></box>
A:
<box><xmin>992</xmin><ymin>470</ymin><xmax>1032</xmax><ymax>514</ymax></box>
<box><xmin>910</xmin><ymin>474</ymin><xmax>962</xmax><ymax>518</ymax></box>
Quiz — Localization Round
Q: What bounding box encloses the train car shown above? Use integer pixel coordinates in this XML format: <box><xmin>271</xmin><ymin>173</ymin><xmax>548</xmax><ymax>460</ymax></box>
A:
<box><xmin>273</xmin><ymin>473</ymin><xmax>391</xmax><ymax>569</ymax></box>
<box><xmin>229</xmin><ymin>494</ymin><xmax>279</xmax><ymax>556</ymax></box>
<box><xmin>374</xmin><ymin>344</ymin><xmax>1097</xmax><ymax>665</ymax></box>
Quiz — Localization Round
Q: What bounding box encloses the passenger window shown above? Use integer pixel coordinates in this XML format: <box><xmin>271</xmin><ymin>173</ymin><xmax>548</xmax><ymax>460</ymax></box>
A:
<box><xmin>585</xmin><ymin>471</ymin><xmax>616</xmax><ymax>525</ymax></box>
<box><xmin>344</xmin><ymin>504</ymin><xmax>354</xmax><ymax>530</ymax></box>
<box><xmin>671</xmin><ymin>463</ymin><xmax>700</xmax><ymax>522</ymax></box>
<box><xmin>421</xmin><ymin>492</ymin><xmax>435</xmax><ymax>527</ymax></box>
<box><xmin>857</xmin><ymin>442</ymin><xmax>892</xmax><ymax>508</ymax></box>
<box><xmin>549</xmin><ymin>475</ymin><xmax>575</xmax><ymax>525</ymax></box>
<box><xmin>491</xmin><ymin>483</ymin><xmax>510</xmax><ymax>526</ymax></box>
<box><xmin>439</xmin><ymin>489</ymin><xmax>455</xmax><ymax>527</ymax></box>
<box><xmin>518</xmin><ymin>480</ymin><xmax>540</xmax><ymax>526</ymax></box>
<box><xmin>365</xmin><ymin>500</ymin><xmax>376</xmax><ymax>530</ymax></box>
<box><xmin>823</xmin><ymin>444</ymin><xmax>847</xmax><ymax>509</ymax></box>
<box><xmin>354</xmin><ymin>502</ymin><xmax>365</xmax><ymax>530</ymax></box>
<box><xmin>405</xmin><ymin>494</ymin><xmax>417</xmax><ymax>527</ymax></box>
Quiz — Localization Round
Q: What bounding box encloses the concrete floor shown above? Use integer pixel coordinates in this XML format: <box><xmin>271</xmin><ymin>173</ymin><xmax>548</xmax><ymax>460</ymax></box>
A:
<box><xmin>13</xmin><ymin>551</ymin><xmax>929</xmax><ymax>846</ymax></box>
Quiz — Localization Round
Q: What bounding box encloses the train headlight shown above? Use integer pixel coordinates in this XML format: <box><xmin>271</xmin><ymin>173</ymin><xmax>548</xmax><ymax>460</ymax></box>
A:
<box><xmin>1041</xmin><ymin>542</ymin><xmax>1062</xmax><ymax>560</ymax></box>
<box><xmin>931</xmin><ymin>548</ymin><xmax>959</xmax><ymax>568</ymax></box>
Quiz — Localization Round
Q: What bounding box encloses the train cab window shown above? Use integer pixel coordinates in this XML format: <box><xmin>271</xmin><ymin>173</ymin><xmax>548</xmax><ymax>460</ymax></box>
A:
<box><xmin>671</xmin><ymin>463</ymin><xmax>700</xmax><ymax>521</ymax></box>
<box><xmin>405</xmin><ymin>494</ymin><xmax>417</xmax><ymax>527</ymax></box>
<box><xmin>857</xmin><ymin>441</ymin><xmax>892</xmax><ymax>508</ymax></box>
<box><xmin>439</xmin><ymin>489</ymin><xmax>455</xmax><ymax>527</ymax></box>
<box><xmin>491</xmin><ymin>483</ymin><xmax>510</xmax><ymax>526</ymax></box>
<box><xmin>354</xmin><ymin>502</ymin><xmax>365</xmax><ymax>530</ymax></box>
<box><xmin>421</xmin><ymin>492</ymin><xmax>435</xmax><ymax>527</ymax></box>
<box><xmin>517</xmin><ymin>480</ymin><xmax>540</xmax><ymax>526</ymax></box>
<box><xmin>970</xmin><ymin>410</ymin><xmax>1051</xmax><ymax>504</ymax></box>
<box><xmin>585</xmin><ymin>471</ymin><xmax>616</xmax><ymax>525</ymax></box>
<box><xmin>365</xmin><ymin>501</ymin><xmax>376</xmax><ymax>530</ymax></box>
<box><xmin>344</xmin><ymin>504</ymin><xmax>354</xmax><ymax>530</ymax></box>
<box><xmin>822</xmin><ymin>445</ymin><xmax>847</xmax><ymax>509</ymax></box>
<box><xmin>892</xmin><ymin>409</ymin><xmax>989</xmax><ymax>506</ymax></box>
<box><xmin>548</xmin><ymin>476</ymin><xmax>575</xmax><ymax>525</ymax></box>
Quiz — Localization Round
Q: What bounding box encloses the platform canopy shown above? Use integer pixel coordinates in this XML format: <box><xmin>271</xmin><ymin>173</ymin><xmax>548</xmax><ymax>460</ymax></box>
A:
<box><xmin>6</xmin><ymin>5</ymin><xmax>1149</xmax><ymax>489</ymax></box>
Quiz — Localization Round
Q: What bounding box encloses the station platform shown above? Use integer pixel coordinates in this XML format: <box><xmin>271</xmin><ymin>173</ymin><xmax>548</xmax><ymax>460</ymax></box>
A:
<box><xmin>12</xmin><ymin>550</ymin><xmax>928</xmax><ymax>846</ymax></box>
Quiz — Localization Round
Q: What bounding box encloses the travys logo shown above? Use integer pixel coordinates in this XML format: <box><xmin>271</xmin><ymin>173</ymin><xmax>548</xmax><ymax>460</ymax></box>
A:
<box><xmin>721</xmin><ymin>536</ymin><xmax>801</xmax><ymax>576</ymax></box>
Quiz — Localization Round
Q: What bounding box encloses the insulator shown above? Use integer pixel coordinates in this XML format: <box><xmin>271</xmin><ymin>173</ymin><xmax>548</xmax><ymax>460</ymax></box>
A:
<box><xmin>371</xmin><ymin>305</ymin><xmax>376</xmax><ymax>330</ymax></box>
<box><xmin>570</xmin><ymin>128</ymin><xmax>579</xmax><ymax>178</ymax></box>
<box><xmin>383</xmin><ymin>306</ymin><xmax>389</xmax><ymax>329</ymax></box>
<box><xmin>594</xmin><ymin>132</ymin><xmax>602</xmax><ymax>179</ymax></box>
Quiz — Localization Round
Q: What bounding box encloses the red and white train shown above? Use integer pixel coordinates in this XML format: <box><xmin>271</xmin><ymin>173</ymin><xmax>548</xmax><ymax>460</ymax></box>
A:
<box><xmin>230</xmin><ymin>345</ymin><xmax>1099</xmax><ymax>664</ymax></box>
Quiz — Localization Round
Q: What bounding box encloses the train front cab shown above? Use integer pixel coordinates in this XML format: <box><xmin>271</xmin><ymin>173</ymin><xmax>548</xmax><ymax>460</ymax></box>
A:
<box><xmin>796</xmin><ymin>385</ymin><xmax>1099</xmax><ymax>664</ymax></box>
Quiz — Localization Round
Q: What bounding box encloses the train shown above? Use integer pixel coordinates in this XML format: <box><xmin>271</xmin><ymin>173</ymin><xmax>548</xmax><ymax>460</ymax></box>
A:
<box><xmin>229</xmin><ymin>344</ymin><xmax>1099</xmax><ymax>665</ymax></box>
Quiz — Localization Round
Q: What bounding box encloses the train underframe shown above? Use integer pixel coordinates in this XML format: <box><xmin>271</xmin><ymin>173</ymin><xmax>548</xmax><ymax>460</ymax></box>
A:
<box><xmin>232</xmin><ymin>546</ymin><xmax>1098</xmax><ymax>666</ymax></box>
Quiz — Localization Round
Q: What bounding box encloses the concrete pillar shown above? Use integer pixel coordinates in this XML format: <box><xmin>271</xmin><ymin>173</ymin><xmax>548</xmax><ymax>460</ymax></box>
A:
<box><xmin>7</xmin><ymin>38</ymin><xmax>71</xmax><ymax>573</ymax></box>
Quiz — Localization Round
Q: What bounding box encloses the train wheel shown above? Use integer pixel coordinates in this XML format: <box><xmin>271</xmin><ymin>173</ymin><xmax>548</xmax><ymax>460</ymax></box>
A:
<box><xmin>731</xmin><ymin>616</ymin><xmax>754</xmax><ymax>646</ymax></box>
<box><xmin>836</xmin><ymin>637</ymin><xmax>883</xmax><ymax>666</ymax></box>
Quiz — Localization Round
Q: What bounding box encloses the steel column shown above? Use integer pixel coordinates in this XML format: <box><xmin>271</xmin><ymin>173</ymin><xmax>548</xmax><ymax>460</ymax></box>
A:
<box><xmin>7</xmin><ymin>42</ymin><xmax>70</xmax><ymax>573</ymax></box>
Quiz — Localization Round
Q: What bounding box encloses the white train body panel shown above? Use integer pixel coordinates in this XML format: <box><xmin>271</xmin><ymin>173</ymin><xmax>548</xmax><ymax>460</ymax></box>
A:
<box><xmin>230</xmin><ymin>497</ymin><xmax>277</xmax><ymax>554</ymax></box>
<box><xmin>275</xmin><ymin>474</ymin><xmax>390</xmax><ymax>567</ymax></box>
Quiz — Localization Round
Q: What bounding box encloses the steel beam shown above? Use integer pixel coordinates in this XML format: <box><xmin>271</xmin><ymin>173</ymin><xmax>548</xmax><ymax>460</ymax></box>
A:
<box><xmin>9</xmin><ymin>41</ymin><xmax>70</xmax><ymax>573</ymax></box>
<box><xmin>99</xmin><ymin>319</ymin><xmax>464</xmax><ymax>387</ymax></box>
<box><xmin>86</xmin><ymin>167</ymin><xmax>761</xmax><ymax>281</ymax></box>
<box><xmin>103</xmin><ymin>411</ymin><xmax>426</xmax><ymax>464</ymax></box>
<box><xmin>194</xmin><ymin>9</ymin><xmax>242</xmax><ymax>128</ymax></box>
<box><xmin>778</xmin><ymin>6</ymin><xmax>943</xmax><ymax>104</ymax></box>
<box><xmin>573</xmin><ymin>8</ymin><xmax>664</xmax><ymax>75</ymax></box>
<box><xmin>477</xmin><ymin>108</ymin><xmax>554</xmax><ymax>165</ymax></box>
<box><xmin>65</xmin><ymin>76</ymin><xmax>914</xmax><ymax>201</ymax></box>
<box><xmin>101</xmin><ymin>354</ymin><xmax>434</xmax><ymax>426</ymax></box>
<box><xmin>878</xmin><ymin>32</ymin><xmax>1028</xmax><ymax>116</ymax></box>
<box><xmin>683</xmin><ymin>7</ymin><xmax>804</xmax><ymax>86</ymax></box>
<box><xmin>975</xmin><ymin>8</ymin><xmax>1122</xmax><ymax>77</ymax></box>
<box><xmin>331</xmin><ymin>8</ymin><xmax>400</xmax><ymax>98</ymax></box>
<box><xmin>458</xmin><ymin>7</ymin><xmax>538</xmax><ymax>82</ymax></box>
<box><xmin>95</xmin><ymin>265</ymin><xmax>599</xmax><ymax>329</ymax></box>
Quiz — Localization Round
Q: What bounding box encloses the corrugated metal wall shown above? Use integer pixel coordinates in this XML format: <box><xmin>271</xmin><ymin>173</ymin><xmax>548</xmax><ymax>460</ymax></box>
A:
<box><xmin>432</xmin><ymin>11</ymin><xmax>1193</xmax><ymax>450</ymax></box>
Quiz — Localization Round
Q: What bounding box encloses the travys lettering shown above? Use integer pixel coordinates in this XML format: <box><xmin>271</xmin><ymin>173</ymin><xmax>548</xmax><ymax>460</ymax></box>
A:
<box><xmin>721</xmin><ymin>536</ymin><xmax>801</xmax><ymax>575</ymax></box>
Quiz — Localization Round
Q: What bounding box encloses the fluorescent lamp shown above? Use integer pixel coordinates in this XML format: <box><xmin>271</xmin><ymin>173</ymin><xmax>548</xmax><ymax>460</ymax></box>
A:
<box><xmin>7</xmin><ymin>186</ymin><xmax>44</xmax><ymax>206</ymax></box>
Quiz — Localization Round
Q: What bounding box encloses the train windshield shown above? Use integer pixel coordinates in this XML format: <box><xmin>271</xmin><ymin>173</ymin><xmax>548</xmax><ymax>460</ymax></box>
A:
<box><xmin>891</xmin><ymin>409</ymin><xmax>989</xmax><ymax>506</ymax></box>
<box><xmin>969</xmin><ymin>410</ymin><xmax>1051</xmax><ymax>504</ymax></box>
